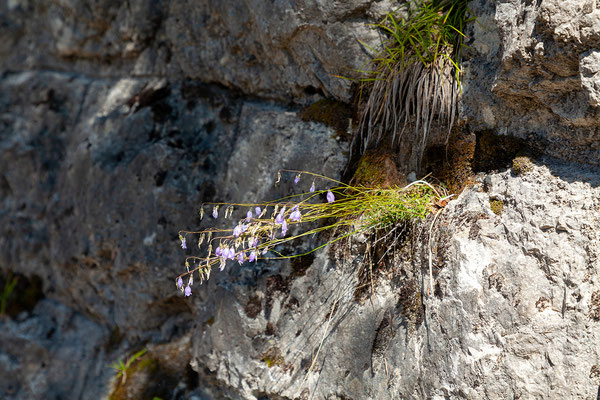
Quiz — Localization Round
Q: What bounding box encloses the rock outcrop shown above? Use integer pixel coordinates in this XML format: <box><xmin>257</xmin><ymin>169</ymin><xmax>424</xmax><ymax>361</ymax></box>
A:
<box><xmin>1</xmin><ymin>0</ymin><xmax>599</xmax><ymax>399</ymax></box>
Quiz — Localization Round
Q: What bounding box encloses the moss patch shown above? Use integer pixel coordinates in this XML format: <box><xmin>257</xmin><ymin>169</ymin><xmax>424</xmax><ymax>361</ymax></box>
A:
<box><xmin>423</xmin><ymin>124</ymin><xmax>475</xmax><ymax>195</ymax></box>
<box><xmin>299</xmin><ymin>99</ymin><xmax>352</xmax><ymax>139</ymax></box>
<box><xmin>489</xmin><ymin>199</ymin><xmax>504</xmax><ymax>216</ymax></box>
<box><xmin>261</xmin><ymin>347</ymin><xmax>293</xmax><ymax>372</ymax></box>
<box><xmin>350</xmin><ymin>149</ymin><xmax>405</xmax><ymax>188</ymax></box>
<box><xmin>512</xmin><ymin>156</ymin><xmax>534</xmax><ymax>175</ymax></box>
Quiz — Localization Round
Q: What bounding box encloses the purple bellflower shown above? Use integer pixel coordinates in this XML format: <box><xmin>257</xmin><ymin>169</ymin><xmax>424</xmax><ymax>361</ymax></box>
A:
<box><xmin>215</xmin><ymin>246</ymin><xmax>223</xmax><ymax>257</ymax></box>
<box><xmin>327</xmin><ymin>190</ymin><xmax>335</xmax><ymax>203</ymax></box>
<box><xmin>212</xmin><ymin>208</ymin><xmax>218</xmax><ymax>219</ymax></box>
<box><xmin>246</xmin><ymin>210</ymin><xmax>253</xmax><ymax>221</ymax></box>
<box><xmin>184</xmin><ymin>286</ymin><xmax>192</xmax><ymax>297</ymax></box>
<box><xmin>233</xmin><ymin>225</ymin><xmax>242</xmax><ymax>238</ymax></box>
<box><xmin>294</xmin><ymin>174</ymin><xmax>300</xmax><ymax>184</ymax></box>
<box><xmin>275</xmin><ymin>212</ymin><xmax>284</xmax><ymax>224</ymax></box>
<box><xmin>228</xmin><ymin>247</ymin><xmax>235</xmax><ymax>260</ymax></box>
<box><xmin>249</xmin><ymin>251</ymin><xmax>256</xmax><ymax>262</ymax></box>
<box><xmin>177</xmin><ymin>277</ymin><xmax>184</xmax><ymax>289</ymax></box>
<box><xmin>310</xmin><ymin>181</ymin><xmax>315</xmax><ymax>193</ymax></box>
<box><xmin>281</xmin><ymin>219</ymin><xmax>288</xmax><ymax>237</ymax></box>
<box><xmin>238</xmin><ymin>252</ymin><xmax>245</xmax><ymax>265</ymax></box>
<box><xmin>290</xmin><ymin>208</ymin><xmax>301</xmax><ymax>222</ymax></box>
<box><xmin>255</xmin><ymin>206</ymin><xmax>261</xmax><ymax>216</ymax></box>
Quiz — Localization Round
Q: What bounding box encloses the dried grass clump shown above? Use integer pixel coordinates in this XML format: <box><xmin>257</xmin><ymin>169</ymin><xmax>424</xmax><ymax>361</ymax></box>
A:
<box><xmin>355</xmin><ymin>0</ymin><xmax>472</xmax><ymax>168</ymax></box>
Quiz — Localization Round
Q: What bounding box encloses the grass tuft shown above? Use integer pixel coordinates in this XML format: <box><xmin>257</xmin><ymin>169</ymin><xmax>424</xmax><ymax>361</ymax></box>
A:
<box><xmin>354</xmin><ymin>0</ymin><xmax>473</xmax><ymax>169</ymax></box>
<box><xmin>176</xmin><ymin>170</ymin><xmax>447</xmax><ymax>292</ymax></box>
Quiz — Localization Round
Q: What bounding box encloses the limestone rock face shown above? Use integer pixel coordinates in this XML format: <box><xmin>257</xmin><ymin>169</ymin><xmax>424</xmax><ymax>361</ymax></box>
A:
<box><xmin>0</xmin><ymin>0</ymin><xmax>392</xmax><ymax>103</ymax></box>
<box><xmin>1</xmin><ymin>0</ymin><xmax>600</xmax><ymax>399</ymax></box>
<box><xmin>463</xmin><ymin>0</ymin><xmax>600</xmax><ymax>164</ymax></box>
<box><xmin>189</xmin><ymin>161</ymin><xmax>600</xmax><ymax>399</ymax></box>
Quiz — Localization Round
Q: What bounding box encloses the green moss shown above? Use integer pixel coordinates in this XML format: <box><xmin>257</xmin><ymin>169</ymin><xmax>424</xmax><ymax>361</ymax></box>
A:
<box><xmin>489</xmin><ymin>199</ymin><xmax>504</xmax><ymax>216</ymax></box>
<box><xmin>350</xmin><ymin>149</ymin><xmax>405</xmax><ymax>188</ymax></box>
<box><xmin>261</xmin><ymin>347</ymin><xmax>285</xmax><ymax>368</ymax></box>
<box><xmin>512</xmin><ymin>156</ymin><xmax>533</xmax><ymax>175</ymax></box>
<box><xmin>299</xmin><ymin>99</ymin><xmax>352</xmax><ymax>139</ymax></box>
<box><xmin>422</xmin><ymin>123</ymin><xmax>475</xmax><ymax>195</ymax></box>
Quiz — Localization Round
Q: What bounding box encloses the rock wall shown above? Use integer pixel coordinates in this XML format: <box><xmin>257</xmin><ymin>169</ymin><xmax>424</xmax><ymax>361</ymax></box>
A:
<box><xmin>1</xmin><ymin>0</ymin><xmax>600</xmax><ymax>399</ymax></box>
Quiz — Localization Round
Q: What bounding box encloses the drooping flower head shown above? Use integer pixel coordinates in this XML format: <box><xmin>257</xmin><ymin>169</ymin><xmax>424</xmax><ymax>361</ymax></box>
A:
<box><xmin>249</xmin><ymin>251</ymin><xmax>256</xmax><ymax>262</ymax></box>
<box><xmin>184</xmin><ymin>286</ymin><xmax>192</xmax><ymax>297</ymax></box>
<box><xmin>233</xmin><ymin>225</ymin><xmax>242</xmax><ymax>238</ymax></box>
<box><xmin>310</xmin><ymin>181</ymin><xmax>315</xmax><ymax>193</ymax></box>
<box><xmin>281</xmin><ymin>219</ymin><xmax>288</xmax><ymax>237</ymax></box>
<box><xmin>246</xmin><ymin>210</ymin><xmax>253</xmax><ymax>222</ymax></box>
<box><xmin>215</xmin><ymin>246</ymin><xmax>223</xmax><ymax>257</ymax></box>
<box><xmin>294</xmin><ymin>174</ymin><xmax>301</xmax><ymax>184</ymax></box>
<box><xmin>179</xmin><ymin>235</ymin><xmax>187</xmax><ymax>249</ymax></box>
<box><xmin>212</xmin><ymin>206</ymin><xmax>219</xmax><ymax>219</ymax></box>
<box><xmin>255</xmin><ymin>206</ymin><xmax>261</xmax><ymax>216</ymax></box>
<box><xmin>177</xmin><ymin>277</ymin><xmax>184</xmax><ymax>290</ymax></box>
<box><xmin>228</xmin><ymin>247</ymin><xmax>235</xmax><ymax>260</ymax></box>
<box><xmin>327</xmin><ymin>190</ymin><xmax>335</xmax><ymax>203</ymax></box>
<box><xmin>290</xmin><ymin>208</ymin><xmax>301</xmax><ymax>222</ymax></box>
<box><xmin>238</xmin><ymin>252</ymin><xmax>245</xmax><ymax>265</ymax></box>
<box><xmin>275</xmin><ymin>211</ymin><xmax>284</xmax><ymax>225</ymax></box>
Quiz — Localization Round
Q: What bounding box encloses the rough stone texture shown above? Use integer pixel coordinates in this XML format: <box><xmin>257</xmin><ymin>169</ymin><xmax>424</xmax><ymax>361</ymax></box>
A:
<box><xmin>0</xmin><ymin>299</ymin><xmax>109</xmax><ymax>399</ymax></box>
<box><xmin>0</xmin><ymin>0</ymin><xmax>394</xmax><ymax>104</ymax></box>
<box><xmin>463</xmin><ymin>0</ymin><xmax>600</xmax><ymax>165</ymax></box>
<box><xmin>0</xmin><ymin>70</ymin><xmax>348</xmax><ymax>399</ymax></box>
<box><xmin>1</xmin><ymin>0</ymin><xmax>600</xmax><ymax>399</ymax></box>
<box><xmin>187</xmin><ymin>160</ymin><xmax>600</xmax><ymax>399</ymax></box>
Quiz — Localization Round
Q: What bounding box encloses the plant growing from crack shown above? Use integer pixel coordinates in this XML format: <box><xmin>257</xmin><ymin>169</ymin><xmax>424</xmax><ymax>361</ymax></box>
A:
<box><xmin>0</xmin><ymin>271</ymin><xmax>18</xmax><ymax>319</ymax></box>
<box><xmin>353</xmin><ymin>0</ymin><xmax>473</xmax><ymax>168</ymax></box>
<box><xmin>176</xmin><ymin>170</ymin><xmax>447</xmax><ymax>296</ymax></box>
<box><xmin>110</xmin><ymin>349</ymin><xmax>147</xmax><ymax>385</ymax></box>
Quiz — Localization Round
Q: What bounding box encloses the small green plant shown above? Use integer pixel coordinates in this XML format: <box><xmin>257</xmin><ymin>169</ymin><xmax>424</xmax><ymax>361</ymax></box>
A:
<box><xmin>490</xmin><ymin>199</ymin><xmax>504</xmax><ymax>216</ymax></box>
<box><xmin>512</xmin><ymin>156</ymin><xmax>534</xmax><ymax>175</ymax></box>
<box><xmin>110</xmin><ymin>349</ymin><xmax>147</xmax><ymax>385</ymax></box>
<box><xmin>176</xmin><ymin>170</ymin><xmax>447</xmax><ymax>295</ymax></box>
<box><xmin>354</xmin><ymin>0</ymin><xmax>473</xmax><ymax>168</ymax></box>
<box><xmin>0</xmin><ymin>271</ymin><xmax>18</xmax><ymax>319</ymax></box>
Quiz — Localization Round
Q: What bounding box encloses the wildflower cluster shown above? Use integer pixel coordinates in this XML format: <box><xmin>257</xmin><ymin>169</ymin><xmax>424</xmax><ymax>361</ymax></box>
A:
<box><xmin>176</xmin><ymin>170</ymin><xmax>444</xmax><ymax>296</ymax></box>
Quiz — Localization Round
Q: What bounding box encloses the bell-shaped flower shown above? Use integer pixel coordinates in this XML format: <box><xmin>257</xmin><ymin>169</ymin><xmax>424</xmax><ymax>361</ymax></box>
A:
<box><xmin>249</xmin><ymin>251</ymin><xmax>256</xmax><ymax>262</ymax></box>
<box><xmin>233</xmin><ymin>225</ymin><xmax>242</xmax><ymax>238</ymax></box>
<box><xmin>327</xmin><ymin>190</ymin><xmax>335</xmax><ymax>203</ymax></box>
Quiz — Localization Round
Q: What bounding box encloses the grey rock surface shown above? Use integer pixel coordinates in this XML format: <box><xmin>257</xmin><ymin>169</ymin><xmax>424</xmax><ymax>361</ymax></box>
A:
<box><xmin>1</xmin><ymin>0</ymin><xmax>600</xmax><ymax>399</ymax></box>
<box><xmin>0</xmin><ymin>299</ymin><xmax>109</xmax><ymax>400</ymax></box>
<box><xmin>0</xmin><ymin>0</ymin><xmax>392</xmax><ymax>103</ymax></box>
<box><xmin>463</xmin><ymin>0</ymin><xmax>600</xmax><ymax>165</ymax></box>
<box><xmin>189</xmin><ymin>160</ymin><xmax>600</xmax><ymax>399</ymax></box>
